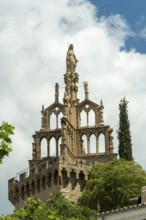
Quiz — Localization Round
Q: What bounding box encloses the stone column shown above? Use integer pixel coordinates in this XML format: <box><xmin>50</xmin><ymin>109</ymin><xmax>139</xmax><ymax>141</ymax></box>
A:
<box><xmin>87</xmin><ymin>137</ymin><xmax>90</xmax><ymax>154</ymax></box>
<box><xmin>47</xmin><ymin>140</ymin><xmax>50</xmax><ymax>157</ymax></box>
<box><xmin>56</xmin><ymin>114</ymin><xmax>58</xmax><ymax>129</ymax></box>
<box><xmin>96</xmin><ymin>137</ymin><xmax>99</xmax><ymax>154</ymax></box>
<box><xmin>56</xmin><ymin>139</ymin><xmax>58</xmax><ymax>156</ymax></box>
<box><xmin>87</xmin><ymin>112</ymin><xmax>89</xmax><ymax>127</ymax></box>
<box><xmin>105</xmin><ymin>133</ymin><xmax>108</xmax><ymax>154</ymax></box>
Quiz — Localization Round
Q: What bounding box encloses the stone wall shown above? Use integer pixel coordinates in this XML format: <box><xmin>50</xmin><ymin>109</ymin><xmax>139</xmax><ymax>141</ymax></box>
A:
<box><xmin>8</xmin><ymin>156</ymin><xmax>90</xmax><ymax>209</ymax></box>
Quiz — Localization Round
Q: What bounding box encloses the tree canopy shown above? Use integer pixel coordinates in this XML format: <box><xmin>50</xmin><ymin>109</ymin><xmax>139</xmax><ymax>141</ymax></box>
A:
<box><xmin>117</xmin><ymin>97</ymin><xmax>133</xmax><ymax>160</ymax></box>
<box><xmin>1</xmin><ymin>194</ymin><xmax>96</xmax><ymax>220</ymax></box>
<box><xmin>0</xmin><ymin>122</ymin><xmax>14</xmax><ymax>164</ymax></box>
<box><xmin>79</xmin><ymin>158</ymin><xmax>146</xmax><ymax>212</ymax></box>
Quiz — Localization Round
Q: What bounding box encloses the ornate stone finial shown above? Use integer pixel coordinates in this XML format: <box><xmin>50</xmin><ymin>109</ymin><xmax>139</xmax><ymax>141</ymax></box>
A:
<box><xmin>66</xmin><ymin>44</ymin><xmax>78</xmax><ymax>73</ymax></box>
<box><xmin>83</xmin><ymin>81</ymin><xmax>89</xmax><ymax>99</ymax></box>
<box><xmin>55</xmin><ymin>83</ymin><xmax>59</xmax><ymax>103</ymax></box>
<box><xmin>99</xmin><ymin>100</ymin><xmax>104</xmax><ymax>126</ymax></box>
<box><xmin>100</xmin><ymin>100</ymin><xmax>104</xmax><ymax>108</ymax></box>
<box><xmin>42</xmin><ymin>104</ymin><xmax>44</xmax><ymax>111</ymax></box>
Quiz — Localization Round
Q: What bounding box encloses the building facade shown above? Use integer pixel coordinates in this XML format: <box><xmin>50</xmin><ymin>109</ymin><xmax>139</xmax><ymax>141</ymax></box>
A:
<box><xmin>8</xmin><ymin>45</ymin><xmax>116</xmax><ymax>209</ymax></box>
<box><xmin>97</xmin><ymin>205</ymin><xmax>146</xmax><ymax>220</ymax></box>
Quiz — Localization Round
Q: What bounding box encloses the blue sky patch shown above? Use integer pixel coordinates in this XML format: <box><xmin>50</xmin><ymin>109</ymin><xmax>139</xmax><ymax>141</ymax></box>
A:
<box><xmin>89</xmin><ymin>0</ymin><xmax>146</xmax><ymax>53</ymax></box>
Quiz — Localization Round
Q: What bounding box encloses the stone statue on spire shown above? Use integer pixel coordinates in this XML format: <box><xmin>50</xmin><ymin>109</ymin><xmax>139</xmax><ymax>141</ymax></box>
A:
<box><xmin>66</xmin><ymin>44</ymin><xmax>78</xmax><ymax>73</ymax></box>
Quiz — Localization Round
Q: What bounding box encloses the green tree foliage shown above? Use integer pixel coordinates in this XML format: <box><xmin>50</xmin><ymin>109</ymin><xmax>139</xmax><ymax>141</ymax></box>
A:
<box><xmin>79</xmin><ymin>159</ymin><xmax>146</xmax><ymax>212</ymax></box>
<box><xmin>117</xmin><ymin>97</ymin><xmax>133</xmax><ymax>160</ymax></box>
<box><xmin>1</xmin><ymin>194</ymin><xmax>96</xmax><ymax>220</ymax></box>
<box><xmin>0</xmin><ymin>122</ymin><xmax>14</xmax><ymax>164</ymax></box>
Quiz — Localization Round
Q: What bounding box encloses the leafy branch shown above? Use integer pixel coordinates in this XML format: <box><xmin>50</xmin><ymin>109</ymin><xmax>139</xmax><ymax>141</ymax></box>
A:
<box><xmin>0</xmin><ymin>122</ymin><xmax>15</xmax><ymax>164</ymax></box>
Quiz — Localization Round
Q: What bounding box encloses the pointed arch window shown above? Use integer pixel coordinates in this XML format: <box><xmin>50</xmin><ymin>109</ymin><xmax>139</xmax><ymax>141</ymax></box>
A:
<box><xmin>90</xmin><ymin>134</ymin><xmax>96</xmax><ymax>153</ymax></box>
<box><xmin>50</xmin><ymin>112</ymin><xmax>56</xmax><ymax>129</ymax></box>
<box><xmin>41</xmin><ymin>138</ymin><xmax>48</xmax><ymax>158</ymax></box>
<box><xmin>80</xmin><ymin>110</ymin><xmax>87</xmax><ymax>127</ymax></box>
<box><xmin>58</xmin><ymin>112</ymin><xmax>63</xmax><ymax>129</ymax></box>
<box><xmin>81</xmin><ymin>135</ymin><xmax>88</xmax><ymax>154</ymax></box>
<box><xmin>50</xmin><ymin>137</ymin><xmax>56</xmax><ymax>156</ymax></box>
<box><xmin>98</xmin><ymin>133</ymin><xmax>105</xmax><ymax>153</ymax></box>
<box><xmin>88</xmin><ymin>109</ymin><xmax>95</xmax><ymax>126</ymax></box>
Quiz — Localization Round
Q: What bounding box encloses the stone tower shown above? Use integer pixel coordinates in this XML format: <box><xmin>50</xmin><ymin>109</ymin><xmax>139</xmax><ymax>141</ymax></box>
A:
<box><xmin>8</xmin><ymin>45</ymin><xmax>116</xmax><ymax>209</ymax></box>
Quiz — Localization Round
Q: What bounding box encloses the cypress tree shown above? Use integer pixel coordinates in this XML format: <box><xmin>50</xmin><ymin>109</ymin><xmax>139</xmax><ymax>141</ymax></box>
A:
<box><xmin>117</xmin><ymin>97</ymin><xmax>133</xmax><ymax>160</ymax></box>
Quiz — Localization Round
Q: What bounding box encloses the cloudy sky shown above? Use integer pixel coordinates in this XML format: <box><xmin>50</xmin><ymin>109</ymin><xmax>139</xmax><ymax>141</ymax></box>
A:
<box><xmin>1</xmin><ymin>0</ymin><xmax>146</xmax><ymax>215</ymax></box>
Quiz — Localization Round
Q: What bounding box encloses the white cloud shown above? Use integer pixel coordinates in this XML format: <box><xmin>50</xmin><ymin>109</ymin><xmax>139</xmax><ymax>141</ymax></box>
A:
<box><xmin>0</xmin><ymin>0</ymin><xmax>146</xmax><ymax>215</ymax></box>
<box><xmin>140</xmin><ymin>26</ymin><xmax>146</xmax><ymax>39</ymax></box>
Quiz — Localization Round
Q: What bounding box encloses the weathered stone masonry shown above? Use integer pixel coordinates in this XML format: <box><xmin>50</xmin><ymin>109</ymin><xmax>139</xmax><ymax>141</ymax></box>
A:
<box><xmin>8</xmin><ymin>45</ymin><xmax>116</xmax><ymax>209</ymax></box>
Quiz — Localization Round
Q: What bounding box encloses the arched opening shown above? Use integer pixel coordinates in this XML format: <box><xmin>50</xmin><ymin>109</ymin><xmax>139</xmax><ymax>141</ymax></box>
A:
<box><xmin>79</xmin><ymin>171</ymin><xmax>85</xmax><ymax>192</ymax></box>
<box><xmin>31</xmin><ymin>180</ymin><xmax>35</xmax><ymax>195</ymax></box>
<box><xmin>41</xmin><ymin>138</ymin><xmax>48</xmax><ymax>158</ymax></box>
<box><xmin>26</xmin><ymin>183</ymin><xmax>30</xmax><ymax>197</ymax></box>
<box><xmin>81</xmin><ymin>135</ymin><xmax>88</xmax><ymax>154</ymax></box>
<box><xmin>54</xmin><ymin>169</ymin><xmax>58</xmax><ymax>185</ymax></box>
<box><xmin>98</xmin><ymin>133</ymin><xmax>105</xmax><ymax>153</ymax></box>
<box><xmin>70</xmin><ymin>170</ymin><xmax>77</xmax><ymax>190</ymax></box>
<box><xmin>50</xmin><ymin>137</ymin><xmax>56</xmax><ymax>156</ymax></box>
<box><xmin>61</xmin><ymin>169</ymin><xmax>68</xmax><ymax>188</ymax></box>
<box><xmin>58</xmin><ymin>112</ymin><xmax>63</xmax><ymax>129</ymax></box>
<box><xmin>50</xmin><ymin>112</ymin><xmax>56</xmax><ymax>130</ymax></box>
<box><xmin>42</xmin><ymin>176</ymin><xmax>46</xmax><ymax>190</ymax></box>
<box><xmin>80</xmin><ymin>110</ymin><xmax>87</xmax><ymax>127</ymax></box>
<box><xmin>90</xmin><ymin>134</ymin><xmax>96</xmax><ymax>154</ymax></box>
<box><xmin>20</xmin><ymin>185</ymin><xmax>25</xmax><ymax>200</ymax></box>
<box><xmin>36</xmin><ymin>178</ymin><xmax>40</xmax><ymax>193</ymax></box>
<box><xmin>47</xmin><ymin>172</ymin><xmax>52</xmax><ymax>188</ymax></box>
<box><xmin>58</xmin><ymin>137</ymin><xmax>61</xmax><ymax>156</ymax></box>
<box><xmin>88</xmin><ymin>109</ymin><xmax>95</xmax><ymax>126</ymax></box>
